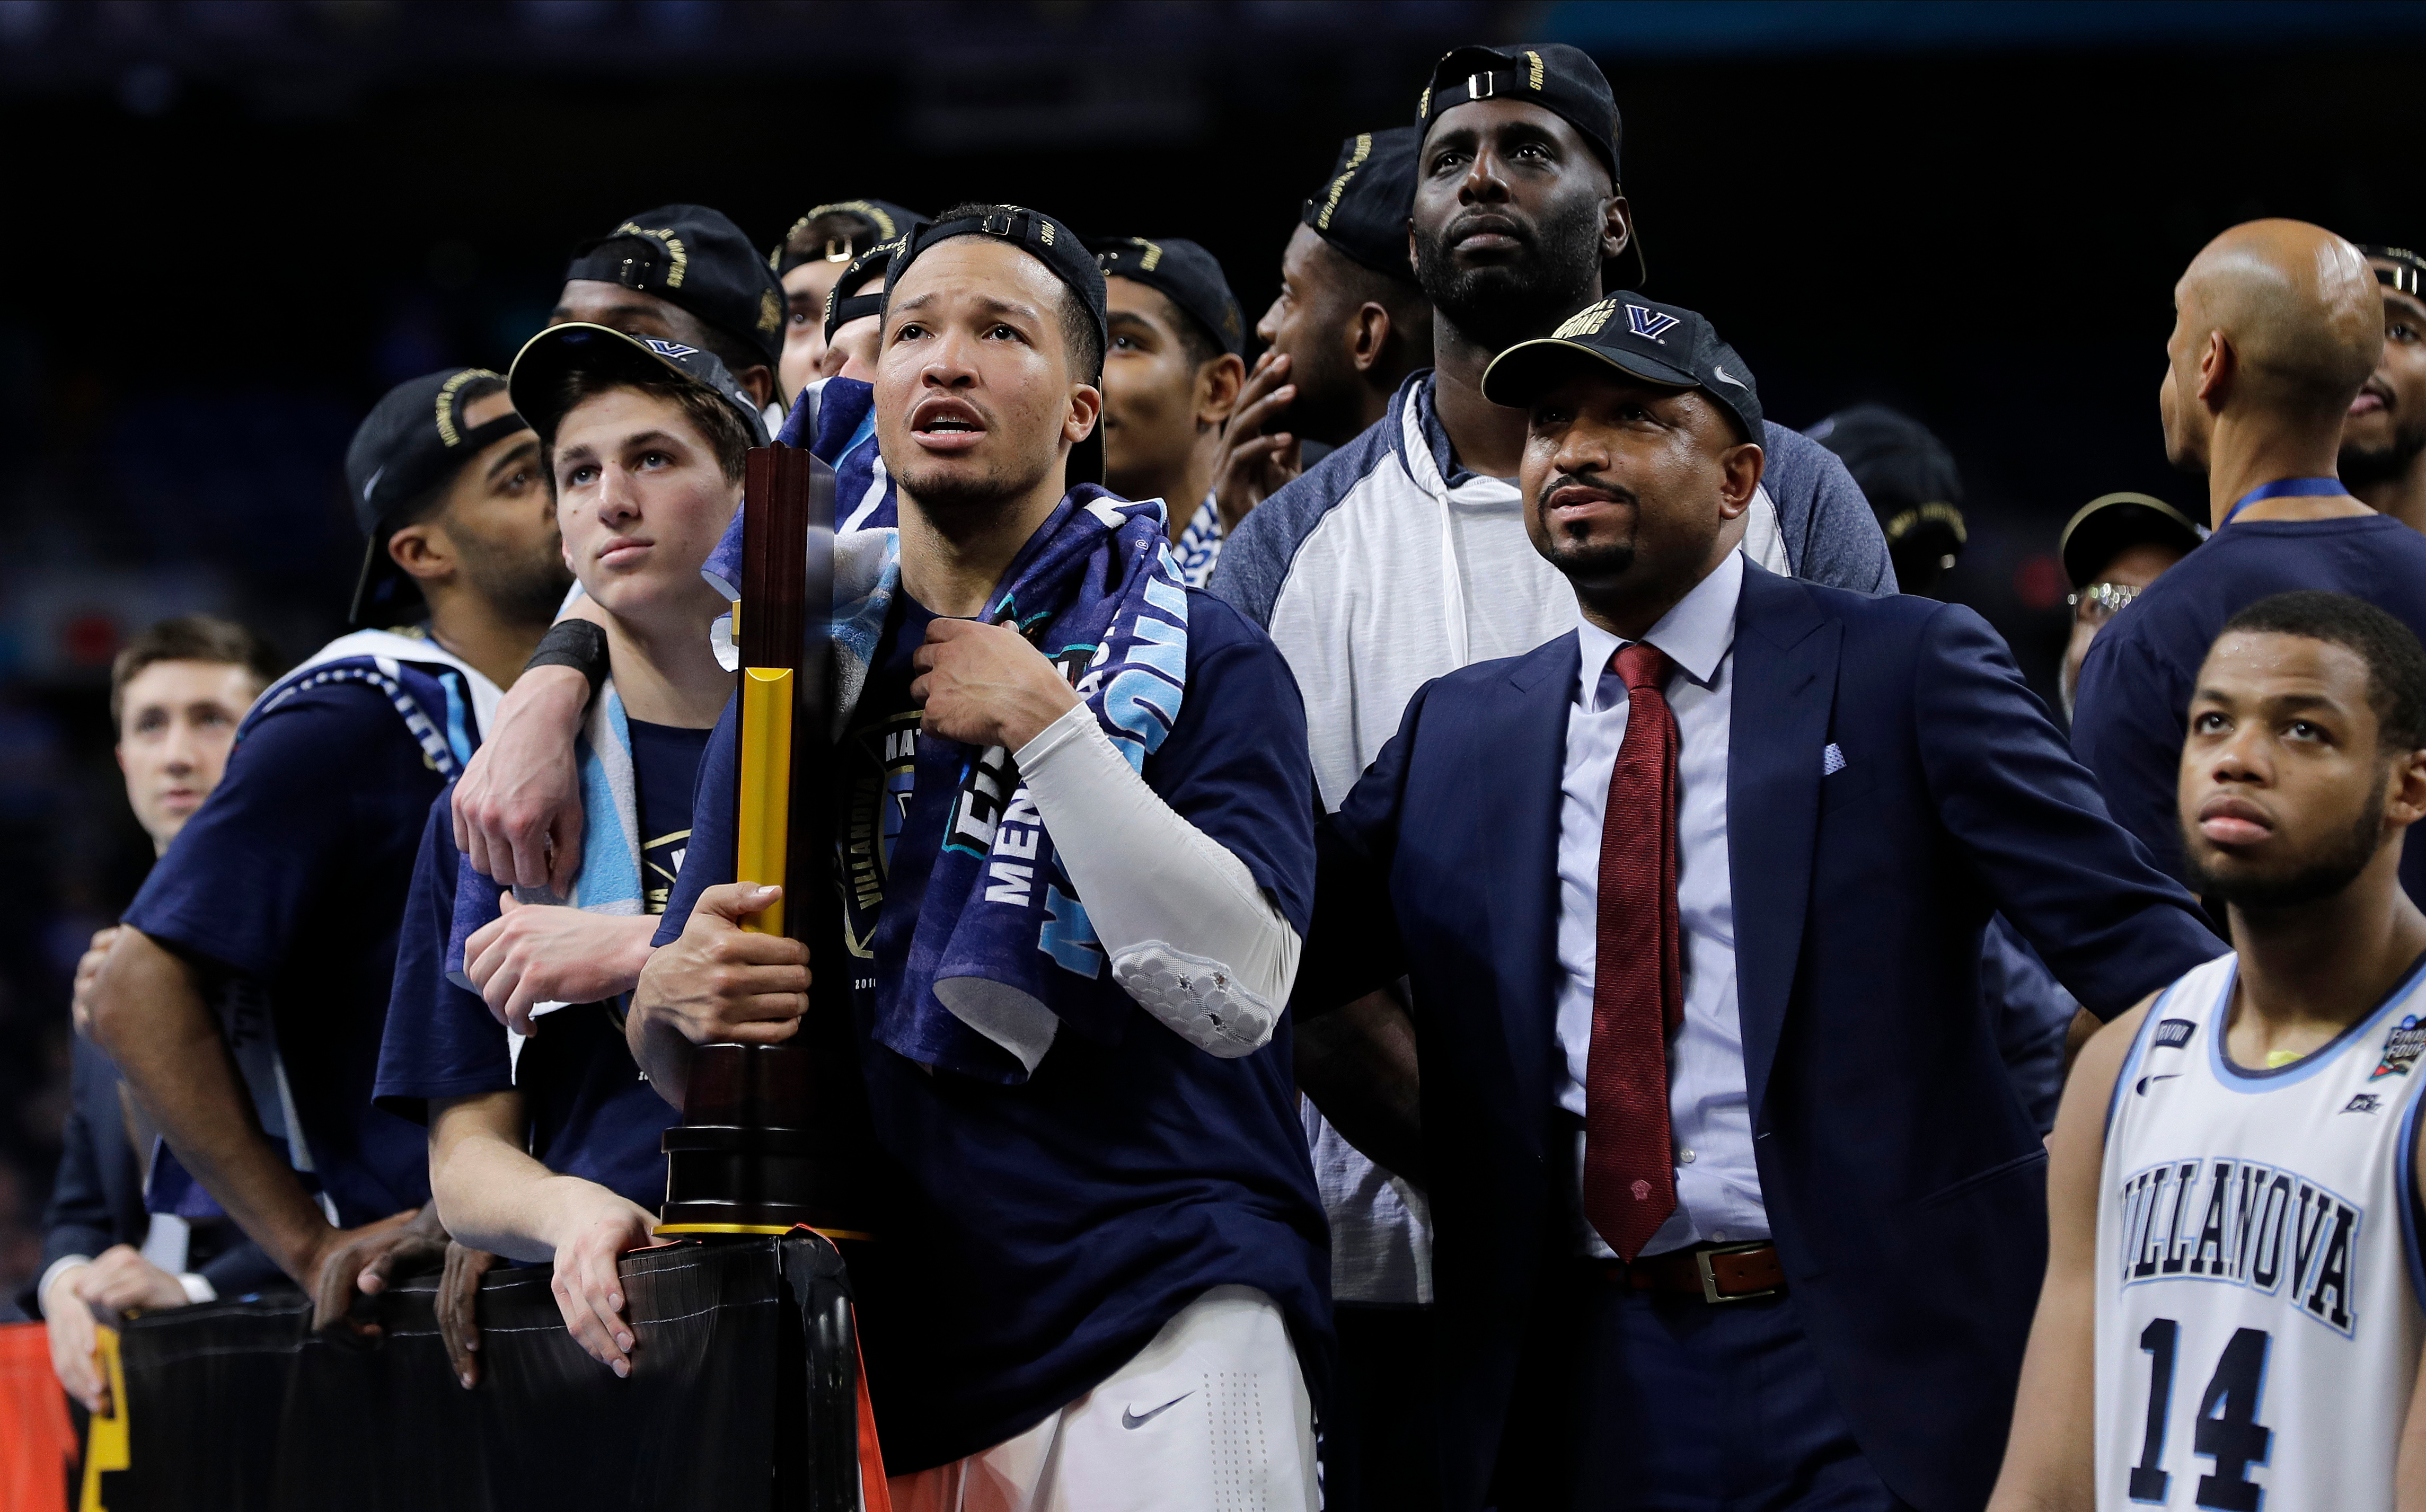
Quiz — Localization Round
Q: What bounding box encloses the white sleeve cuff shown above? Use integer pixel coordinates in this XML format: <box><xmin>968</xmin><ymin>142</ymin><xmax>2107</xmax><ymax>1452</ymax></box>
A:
<box><xmin>1013</xmin><ymin>706</ymin><xmax>1300</xmax><ymax>1057</ymax></box>
<box><xmin>179</xmin><ymin>1272</ymin><xmax>217</xmax><ymax>1305</ymax></box>
<box><xmin>36</xmin><ymin>1256</ymin><xmax>91</xmax><ymax>1316</ymax></box>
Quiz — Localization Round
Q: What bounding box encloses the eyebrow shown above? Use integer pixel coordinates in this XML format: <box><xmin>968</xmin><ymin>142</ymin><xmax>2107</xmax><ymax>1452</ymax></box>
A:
<box><xmin>483</xmin><ymin>436</ymin><xmax>540</xmax><ymax>485</ymax></box>
<box><xmin>890</xmin><ymin>290</ymin><xmax>1044</xmax><ymax>324</ymax></box>
<box><xmin>2389</xmin><ymin>289</ymin><xmax>2426</xmax><ymax>324</ymax></box>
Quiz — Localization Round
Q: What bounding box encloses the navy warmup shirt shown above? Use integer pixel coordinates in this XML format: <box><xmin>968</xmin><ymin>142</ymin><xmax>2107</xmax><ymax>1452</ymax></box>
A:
<box><xmin>375</xmin><ymin>720</ymin><xmax>710</xmax><ymax>1210</ymax></box>
<box><xmin>2071</xmin><ymin>513</ymin><xmax>2426</xmax><ymax>906</ymax></box>
<box><xmin>659</xmin><ymin>588</ymin><xmax>1331</xmax><ymax>1470</ymax></box>
<box><xmin>123</xmin><ymin>676</ymin><xmax>450</xmax><ymax>1227</ymax></box>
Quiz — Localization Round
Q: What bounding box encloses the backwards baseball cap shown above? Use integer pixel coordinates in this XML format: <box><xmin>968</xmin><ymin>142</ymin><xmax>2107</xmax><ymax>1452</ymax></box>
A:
<box><xmin>563</xmin><ymin>204</ymin><xmax>787</xmax><ymax>370</ymax></box>
<box><xmin>505</xmin><ymin>322</ymin><xmax>772</xmax><ymax>454</ymax></box>
<box><xmin>1416</xmin><ymin>42</ymin><xmax>1644</xmax><ymax>289</ymax></box>
<box><xmin>2060</xmin><ymin>492</ymin><xmax>2205</xmax><ymax>590</ymax></box>
<box><xmin>343</xmin><ymin>367</ymin><xmax>531</xmax><ymax>627</ymax></box>
<box><xmin>2360</xmin><ymin>243</ymin><xmax>2426</xmax><ymax>299</ymax></box>
<box><xmin>1302</xmin><ymin>126</ymin><xmax>1423</xmax><ymax>284</ymax></box>
<box><xmin>772</xmin><ymin>199</ymin><xmax>923</xmax><ymax>277</ymax></box>
<box><xmin>1481</xmin><ymin>292</ymin><xmax>1761</xmax><ymax>443</ymax></box>
<box><xmin>1087</xmin><ymin>235</ymin><xmax>1248</xmax><ymax>358</ymax></box>
<box><xmin>891</xmin><ymin>204</ymin><xmax>1109</xmax><ymax>485</ymax></box>
<box><xmin>824</xmin><ymin>234</ymin><xmax>910</xmax><ymax>343</ymax></box>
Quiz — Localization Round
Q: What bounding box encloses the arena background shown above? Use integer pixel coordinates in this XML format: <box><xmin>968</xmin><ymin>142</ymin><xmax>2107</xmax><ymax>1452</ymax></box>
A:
<box><xmin>3</xmin><ymin>0</ymin><xmax>2424</xmax><ymax>1313</ymax></box>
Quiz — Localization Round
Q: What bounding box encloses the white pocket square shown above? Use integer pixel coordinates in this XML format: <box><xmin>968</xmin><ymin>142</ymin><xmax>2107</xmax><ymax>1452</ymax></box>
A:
<box><xmin>1822</xmin><ymin>742</ymin><xmax>1847</xmax><ymax>776</ymax></box>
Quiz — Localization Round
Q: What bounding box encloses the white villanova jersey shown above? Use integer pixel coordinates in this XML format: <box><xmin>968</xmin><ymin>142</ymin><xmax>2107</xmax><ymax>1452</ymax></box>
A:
<box><xmin>2096</xmin><ymin>951</ymin><xmax>2426</xmax><ymax>1512</ymax></box>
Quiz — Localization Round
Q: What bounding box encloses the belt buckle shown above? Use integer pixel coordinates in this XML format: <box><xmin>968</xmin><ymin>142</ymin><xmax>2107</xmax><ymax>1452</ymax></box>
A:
<box><xmin>1696</xmin><ymin>1241</ymin><xmax>1779</xmax><ymax>1304</ymax></box>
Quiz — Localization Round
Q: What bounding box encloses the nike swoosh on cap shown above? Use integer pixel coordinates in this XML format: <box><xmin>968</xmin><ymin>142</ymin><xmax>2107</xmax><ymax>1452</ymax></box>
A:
<box><xmin>1120</xmin><ymin>1392</ymin><xmax>1193</xmax><ymax>1429</ymax></box>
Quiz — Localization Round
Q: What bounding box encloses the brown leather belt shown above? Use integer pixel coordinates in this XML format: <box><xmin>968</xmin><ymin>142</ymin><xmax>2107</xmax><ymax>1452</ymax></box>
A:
<box><xmin>1592</xmin><ymin>1241</ymin><xmax>1786</xmax><ymax>1303</ymax></box>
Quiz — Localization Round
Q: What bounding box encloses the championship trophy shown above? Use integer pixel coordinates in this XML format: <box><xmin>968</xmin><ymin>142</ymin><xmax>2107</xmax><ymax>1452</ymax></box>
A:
<box><xmin>655</xmin><ymin>442</ymin><xmax>884</xmax><ymax>1508</ymax></box>
<box><xmin>657</xmin><ymin>440</ymin><xmax>874</xmax><ymax>1240</ymax></box>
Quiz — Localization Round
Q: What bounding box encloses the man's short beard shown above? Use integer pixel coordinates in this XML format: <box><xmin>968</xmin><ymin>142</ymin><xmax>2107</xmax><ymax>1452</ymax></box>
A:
<box><xmin>463</xmin><ymin>537</ymin><xmax>575</xmax><ymax>629</ymax></box>
<box><xmin>2184</xmin><ymin>773</ymin><xmax>2388</xmax><ymax>910</ymax></box>
<box><xmin>2339</xmin><ymin>420</ymin><xmax>2426</xmax><ymax>488</ymax></box>
<box><xmin>1541</xmin><ymin>535</ymin><xmax>1635</xmax><ymax>588</ymax></box>
<box><xmin>895</xmin><ymin>450</ymin><xmax>1058</xmax><ymax>519</ymax></box>
<box><xmin>1414</xmin><ymin>198</ymin><xmax>1607</xmax><ymax>355</ymax></box>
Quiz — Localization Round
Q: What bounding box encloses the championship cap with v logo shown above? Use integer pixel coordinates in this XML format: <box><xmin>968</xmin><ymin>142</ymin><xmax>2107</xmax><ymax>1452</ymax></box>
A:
<box><xmin>1480</xmin><ymin>292</ymin><xmax>1763</xmax><ymax>444</ymax></box>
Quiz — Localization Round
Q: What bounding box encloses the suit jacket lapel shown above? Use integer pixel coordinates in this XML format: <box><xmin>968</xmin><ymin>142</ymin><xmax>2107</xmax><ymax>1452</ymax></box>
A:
<box><xmin>1486</xmin><ymin>633</ymin><xmax>1576</xmax><ymax>1151</ymax></box>
<box><xmin>1727</xmin><ymin>566</ymin><xmax>1839</xmax><ymax>1121</ymax></box>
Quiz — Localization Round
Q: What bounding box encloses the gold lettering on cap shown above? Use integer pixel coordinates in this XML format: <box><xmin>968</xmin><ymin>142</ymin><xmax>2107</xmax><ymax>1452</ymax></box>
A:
<box><xmin>615</xmin><ymin>222</ymin><xmax>690</xmax><ymax>290</ymax></box>
<box><xmin>1527</xmin><ymin>50</ymin><xmax>1544</xmax><ymax>90</ymax></box>
<box><xmin>1129</xmin><ymin>236</ymin><xmax>1163</xmax><ymax>272</ymax></box>
<box><xmin>433</xmin><ymin>367</ymin><xmax>502</xmax><ymax>447</ymax></box>
<box><xmin>1417</xmin><ymin>84</ymin><xmax>1432</xmax><ymax>119</ymax></box>
<box><xmin>1552</xmin><ymin>298</ymin><xmax>1618</xmax><ymax>339</ymax></box>
<box><xmin>1316</xmin><ymin>134</ymin><xmax>1375</xmax><ymax>232</ymax></box>
<box><xmin>760</xmin><ymin>289</ymin><xmax>782</xmax><ymax>335</ymax></box>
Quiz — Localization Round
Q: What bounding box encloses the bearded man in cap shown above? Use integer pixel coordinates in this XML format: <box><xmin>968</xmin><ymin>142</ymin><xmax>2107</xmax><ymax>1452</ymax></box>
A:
<box><xmin>84</xmin><ymin>368</ymin><xmax>568</xmax><ymax>1358</ymax></box>
<box><xmin>1290</xmin><ymin>291</ymin><xmax>2219</xmax><ymax>1510</ymax></box>
<box><xmin>1207</xmin><ymin>45</ymin><xmax>1894</xmax><ymax>1507</ymax></box>
<box><xmin>621</xmin><ymin>203</ymin><xmax>1329</xmax><ymax>1508</ymax></box>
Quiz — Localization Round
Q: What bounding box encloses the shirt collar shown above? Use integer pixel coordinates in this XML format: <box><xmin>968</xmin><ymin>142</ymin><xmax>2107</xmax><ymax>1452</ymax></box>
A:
<box><xmin>1573</xmin><ymin>549</ymin><xmax>1746</xmax><ymax>708</ymax></box>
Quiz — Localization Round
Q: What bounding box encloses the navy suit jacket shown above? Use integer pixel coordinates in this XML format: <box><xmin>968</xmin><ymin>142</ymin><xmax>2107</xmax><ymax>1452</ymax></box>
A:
<box><xmin>1296</xmin><ymin>564</ymin><xmax>2225</xmax><ymax>1512</ymax></box>
<box><xmin>20</xmin><ymin>1036</ymin><xmax>281</xmax><ymax>1318</ymax></box>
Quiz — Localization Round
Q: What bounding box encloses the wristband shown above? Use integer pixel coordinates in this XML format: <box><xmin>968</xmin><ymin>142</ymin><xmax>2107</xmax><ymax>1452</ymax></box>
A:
<box><xmin>525</xmin><ymin>619</ymin><xmax>610</xmax><ymax>698</ymax></box>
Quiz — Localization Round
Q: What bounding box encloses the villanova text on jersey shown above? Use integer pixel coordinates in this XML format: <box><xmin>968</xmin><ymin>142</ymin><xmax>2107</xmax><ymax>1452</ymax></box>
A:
<box><xmin>2113</xmin><ymin>1155</ymin><xmax>2362</xmax><ymax>1336</ymax></box>
<box><xmin>2093</xmin><ymin>956</ymin><xmax>2426</xmax><ymax>1512</ymax></box>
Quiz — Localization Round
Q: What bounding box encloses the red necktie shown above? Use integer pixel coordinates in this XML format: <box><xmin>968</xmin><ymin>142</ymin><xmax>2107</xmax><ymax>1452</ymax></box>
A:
<box><xmin>1583</xmin><ymin>641</ymin><xmax>1683</xmax><ymax>1263</ymax></box>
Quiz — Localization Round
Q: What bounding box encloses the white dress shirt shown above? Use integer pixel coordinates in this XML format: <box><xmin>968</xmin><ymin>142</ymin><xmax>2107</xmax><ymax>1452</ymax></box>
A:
<box><xmin>1554</xmin><ymin>549</ymin><xmax>1767</xmax><ymax>1259</ymax></box>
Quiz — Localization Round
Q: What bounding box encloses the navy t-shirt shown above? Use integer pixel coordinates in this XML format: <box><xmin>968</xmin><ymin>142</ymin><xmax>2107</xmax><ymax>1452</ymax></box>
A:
<box><xmin>2072</xmin><ymin>514</ymin><xmax>2426</xmax><ymax>906</ymax></box>
<box><xmin>122</xmin><ymin>676</ymin><xmax>449</xmax><ymax>1228</ymax></box>
<box><xmin>658</xmin><ymin>587</ymin><xmax>1331</xmax><ymax>1470</ymax></box>
<box><xmin>374</xmin><ymin>719</ymin><xmax>710</xmax><ymax>1211</ymax></box>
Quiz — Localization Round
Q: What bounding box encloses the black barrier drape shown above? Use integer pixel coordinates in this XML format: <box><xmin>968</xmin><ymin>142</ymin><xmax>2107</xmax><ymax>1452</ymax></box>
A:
<box><xmin>93</xmin><ymin>1233</ymin><xmax>860</xmax><ymax>1512</ymax></box>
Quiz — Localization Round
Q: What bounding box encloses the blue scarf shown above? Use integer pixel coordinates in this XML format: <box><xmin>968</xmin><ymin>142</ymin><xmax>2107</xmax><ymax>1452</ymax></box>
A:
<box><xmin>845</xmin><ymin>489</ymin><xmax>1191</xmax><ymax>1083</ymax></box>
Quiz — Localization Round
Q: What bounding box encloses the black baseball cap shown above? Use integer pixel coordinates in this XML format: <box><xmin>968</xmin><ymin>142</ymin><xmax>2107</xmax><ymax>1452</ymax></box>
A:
<box><xmin>772</xmin><ymin>199</ymin><xmax>922</xmax><ymax>278</ymax></box>
<box><xmin>1480</xmin><ymin>292</ymin><xmax>1761</xmax><ymax>443</ymax></box>
<box><xmin>1806</xmin><ymin>404</ymin><xmax>1966</xmax><ymax>561</ymax></box>
<box><xmin>2060</xmin><ymin>492</ymin><xmax>2204</xmax><ymax>590</ymax></box>
<box><xmin>892</xmin><ymin>204</ymin><xmax>1109</xmax><ymax>485</ymax></box>
<box><xmin>343</xmin><ymin>367</ymin><xmax>531</xmax><ymax>627</ymax></box>
<box><xmin>1302</xmin><ymin>126</ymin><xmax>1422</xmax><ymax>284</ymax></box>
<box><xmin>1416</xmin><ymin>43</ymin><xmax>1644</xmax><ymax>289</ymax></box>
<box><xmin>506</xmin><ymin>322</ymin><xmax>772</xmax><ymax>454</ymax></box>
<box><xmin>1087</xmin><ymin>235</ymin><xmax>1247</xmax><ymax>358</ymax></box>
<box><xmin>2360</xmin><ymin>243</ymin><xmax>2426</xmax><ymax>299</ymax></box>
<box><xmin>563</xmin><ymin>204</ymin><xmax>787</xmax><ymax>370</ymax></box>
<box><xmin>823</xmin><ymin>234</ymin><xmax>910</xmax><ymax>343</ymax></box>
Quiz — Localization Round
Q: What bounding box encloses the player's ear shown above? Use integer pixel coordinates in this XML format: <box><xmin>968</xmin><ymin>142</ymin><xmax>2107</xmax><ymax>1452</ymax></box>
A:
<box><xmin>1065</xmin><ymin>381</ymin><xmax>1102</xmax><ymax>446</ymax></box>
<box><xmin>1197</xmin><ymin>353</ymin><xmax>1246</xmax><ymax>428</ymax></box>
<box><xmin>2196</xmin><ymin>330</ymin><xmax>2235</xmax><ymax>412</ymax></box>
<box><xmin>2386</xmin><ymin>746</ymin><xmax>2426</xmax><ymax>830</ymax></box>
<box><xmin>387</xmin><ymin>518</ymin><xmax>454</xmax><ymax>586</ymax></box>
<box><xmin>1351</xmin><ymin>303</ymin><xmax>1392</xmax><ymax>373</ymax></box>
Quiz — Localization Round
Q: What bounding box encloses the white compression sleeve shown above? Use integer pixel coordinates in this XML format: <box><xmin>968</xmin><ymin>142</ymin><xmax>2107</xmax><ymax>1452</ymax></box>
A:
<box><xmin>1012</xmin><ymin>704</ymin><xmax>1301</xmax><ymax>1057</ymax></box>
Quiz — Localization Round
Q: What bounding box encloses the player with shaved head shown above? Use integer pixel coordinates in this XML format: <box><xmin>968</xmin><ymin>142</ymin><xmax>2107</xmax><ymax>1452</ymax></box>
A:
<box><xmin>2074</xmin><ymin>219</ymin><xmax>2426</xmax><ymax>911</ymax></box>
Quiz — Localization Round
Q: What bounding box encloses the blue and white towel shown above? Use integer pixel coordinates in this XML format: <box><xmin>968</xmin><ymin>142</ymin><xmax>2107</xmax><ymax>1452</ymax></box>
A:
<box><xmin>848</xmin><ymin>489</ymin><xmax>1192</xmax><ymax>1083</ymax></box>
<box><xmin>445</xmin><ymin>680</ymin><xmax>643</xmax><ymax>1076</ymax></box>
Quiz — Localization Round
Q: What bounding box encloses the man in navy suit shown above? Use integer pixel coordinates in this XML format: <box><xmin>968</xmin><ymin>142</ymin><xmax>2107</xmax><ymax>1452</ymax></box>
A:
<box><xmin>1293</xmin><ymin>295</ymin><xmax>2227</xmax><ymax>1510</ymax></box>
